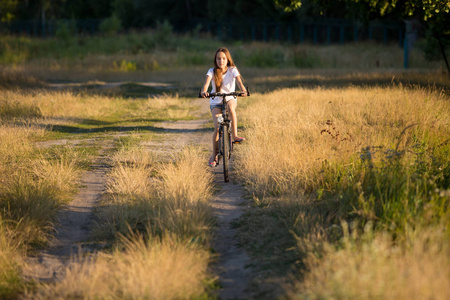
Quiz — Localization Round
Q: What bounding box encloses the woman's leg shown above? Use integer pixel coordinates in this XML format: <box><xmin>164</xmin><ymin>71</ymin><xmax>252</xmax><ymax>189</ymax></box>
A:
<box><xmin>227</xmin><ymin>99</ymin><xmax>241</xmax><ymax>140</ymax></box>
<box><xmin>211</xmin><ymin>107</ymin><xmax>222</xmax><ymax>158</ymax></box>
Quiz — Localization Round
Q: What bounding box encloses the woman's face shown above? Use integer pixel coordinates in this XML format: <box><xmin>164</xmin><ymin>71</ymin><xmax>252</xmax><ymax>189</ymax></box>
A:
<box><xmin>216</xmin><ymin>51</ymin><xmax>228</xmax><ymax>70</ymax></box>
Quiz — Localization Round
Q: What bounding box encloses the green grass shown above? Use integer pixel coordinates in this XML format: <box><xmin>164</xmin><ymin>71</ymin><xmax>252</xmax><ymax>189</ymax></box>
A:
<box><xmin>1</xmin><ymin>31</ymin><xmax>445</xmax><ymax>75</ymax></box>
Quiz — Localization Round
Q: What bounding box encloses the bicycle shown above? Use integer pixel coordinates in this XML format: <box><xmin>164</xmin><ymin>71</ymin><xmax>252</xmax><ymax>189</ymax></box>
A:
<box><xmin>199</xmin><ymin>88</ymin><xmax>250</xmax><ymax>182</ymax></box>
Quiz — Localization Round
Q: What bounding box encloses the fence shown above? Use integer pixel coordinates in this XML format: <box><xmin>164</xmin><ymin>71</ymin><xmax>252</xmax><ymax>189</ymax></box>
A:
<box><xmin>181</xmin><ymin>19</ymin><xmax>404</xmax><ymax>46</ymax></box>
<box><xmin>1</xmin><ymin>18</ymin><xmax>404</xmax><ymax>46</ymax></box>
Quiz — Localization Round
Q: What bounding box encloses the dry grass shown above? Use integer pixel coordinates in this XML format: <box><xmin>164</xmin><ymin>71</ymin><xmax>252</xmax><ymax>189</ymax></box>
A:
<box><xmin>32</xmin><ymin>234</ymin><xmax>213</xmax><ymax>299</ymax></box>
<box><xmin>236</xmin><ymin>85</ymin><xmax>449</xmax><ymax>197</ymax></box>
<box><xmin>0</xmin><ymin>217</ymin><xmax>26</xmax><ymax>298</ymax></box>
<box><xmin>0</xmin><ymin>89</ymin><xmax>197</xmax><ymax>129</ymax></box>
<box><xmin>96</xmin><ymin>148</ymin><xmax>212</xmax><ymax>242</ymax></box>
<box><xmin>0</xmin><ymin>89</ymin><xmax>123</xmax><ymax>127</ymax></box>
<box><xmin>0</xmin><ymin>69</ymin><xmax>43</xmax><ymax>89</ymax></box>
<box><xmin>157</xmin><ymin>147</ymin><xmax>213</xmax><ymax>205</ymax></box>
<box><xmin>0</xmin><ymin>124</ymin><xmax>43</xmax><ymax>166</ymax></box>
<box><xmin>292</xmin><ymin>224</ymin><xmax>450</xmax><ymax>300</ymax></box>
<box><xmin>234</xmin><ymin>83</ymin><xmax>449</xmax><ymax>298</ymax></box>
<box><xmin>96</xmin><ymin>146</ymin><xmax>214</xmax><ymax>241</ymax></box>
<box><xmin>0</xmin><ymin>124</ymin><xmax>82</xmax><ymax>296</ymax></box>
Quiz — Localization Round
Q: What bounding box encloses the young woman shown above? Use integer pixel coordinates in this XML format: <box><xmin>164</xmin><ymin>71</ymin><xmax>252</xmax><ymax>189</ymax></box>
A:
<box><xmin>200</xmin><ymin>47</ymin><xmax>247</xmax><ymax>167</ymax></box>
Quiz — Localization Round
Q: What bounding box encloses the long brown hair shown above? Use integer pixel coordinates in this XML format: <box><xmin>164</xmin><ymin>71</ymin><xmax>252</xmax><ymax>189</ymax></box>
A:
<box><xmin>213</xmin><ymin>47</ymin><xmax>236</xmax><ymax>92</ymax></box>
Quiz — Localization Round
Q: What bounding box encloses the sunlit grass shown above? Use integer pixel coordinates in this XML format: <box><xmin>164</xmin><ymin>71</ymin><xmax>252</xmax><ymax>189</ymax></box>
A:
<box><xmin>95</xmin><ymin>146</ymin><xmax>213</xmax><ymax>242</ymax></box>
<box><xmin>234</xmin><ymin>83</ymin><xmax>450</xmax><ymax>297</ymax></box>
<box><xmin>292</xmin><ymin>224</ymin><xmax>450</xmax><ymax>300</ymax></box>
<box><xmin>0</xmin><ymin>89</ymin><xmax>197</xmax><ymax>131</ymax></box>
<box><xmin>32</xmin><ymin>234</ymin><xmax>213</xmax><ymax>300</ymax></box>
<box><xmin>236</xmin><ymin>85</ymin><xmax>448</xmax><ymax>200</ymax></box>
<box><xmin>0</xmin><ymin>124</ymin><xmax>83</xmax><ymax>295</ymax></box>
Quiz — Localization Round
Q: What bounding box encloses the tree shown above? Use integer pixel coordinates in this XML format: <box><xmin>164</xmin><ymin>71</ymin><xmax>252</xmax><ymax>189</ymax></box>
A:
<box><xmin>275</xmin><ymin>0</ymin><xmax>450</xmax><ymax>74</ymax></box>
<box><xmin>0</xmin><ymin>0</ymin><xmax>19</xmax><ymax>23</ymax></box>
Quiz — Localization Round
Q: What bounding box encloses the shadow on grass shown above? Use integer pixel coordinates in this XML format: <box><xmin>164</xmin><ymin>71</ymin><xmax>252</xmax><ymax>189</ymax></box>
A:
<box><xmin>49</xmin><ymin>123</ymin><xmax>211</xmax><ymax>135</ymax></box>
<box><xmin>3</xmin><ymin>69</ymin><xmax>448</xmax><ymax>99</ymax></box>
<box><xmin>247</xmin><ymin>72</ymin><xmax>450</xmax><ymax>94</ymax></box>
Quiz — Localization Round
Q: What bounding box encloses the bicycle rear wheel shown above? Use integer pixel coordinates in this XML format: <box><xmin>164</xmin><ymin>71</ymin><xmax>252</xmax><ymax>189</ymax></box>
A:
<box><xmin>222</xmin><ymin>124</ymin><xmax>230</xmax><ymax>182</ymax></box>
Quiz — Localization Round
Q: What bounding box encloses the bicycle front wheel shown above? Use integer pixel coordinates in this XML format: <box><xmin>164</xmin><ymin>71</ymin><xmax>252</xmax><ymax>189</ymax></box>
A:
<box><xmin>222</xmin><ymin>124</ymin><xmax>230</xmax><ymax>182</ymax></box>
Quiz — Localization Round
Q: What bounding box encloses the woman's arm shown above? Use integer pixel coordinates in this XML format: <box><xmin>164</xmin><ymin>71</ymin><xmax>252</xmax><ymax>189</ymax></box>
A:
<box><xmin>236</xmin><ymin>76</ymin><xmax>247</xmax><ymax>97</ymax></box>
<box><xmin>201</xmin><ymin>75</ymin><xmax>212</xmax><ymax>98</ymax></box>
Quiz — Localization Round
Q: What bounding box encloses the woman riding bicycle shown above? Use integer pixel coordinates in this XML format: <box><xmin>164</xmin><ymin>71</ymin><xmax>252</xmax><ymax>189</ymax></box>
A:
<box><xmin>200</xmin><ymin>47</ymin><xmax>247</xmax><ymax>167</ymax></box>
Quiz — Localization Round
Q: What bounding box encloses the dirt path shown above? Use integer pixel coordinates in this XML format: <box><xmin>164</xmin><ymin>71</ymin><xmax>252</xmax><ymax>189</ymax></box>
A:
<box><xmin>209</xmin><ymin>172</ymin><xmax>252</xmax><ymax>299</ymax></box>
<box><xmin>24</xmin><ymin>139</ymin><xmax>111</xmax><ymax>282</ymax></box>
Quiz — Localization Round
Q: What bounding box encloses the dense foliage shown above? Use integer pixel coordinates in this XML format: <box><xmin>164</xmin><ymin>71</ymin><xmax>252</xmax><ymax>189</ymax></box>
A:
<box><xmin>1</xmin><ymin>0</ymin><xmax>426</xmax><ymax>26</ymax></box>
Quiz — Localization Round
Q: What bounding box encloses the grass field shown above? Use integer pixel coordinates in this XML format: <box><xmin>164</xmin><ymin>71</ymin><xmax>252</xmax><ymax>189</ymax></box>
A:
<box><xmin>233</xmin><ymin>80</ymin><xmax>449</xmax><ymax>298</ymax></box>
<box><xmin>0</xmin><ymin>30</ymin><xmax>449</xmax><ymax>299</ymax></box>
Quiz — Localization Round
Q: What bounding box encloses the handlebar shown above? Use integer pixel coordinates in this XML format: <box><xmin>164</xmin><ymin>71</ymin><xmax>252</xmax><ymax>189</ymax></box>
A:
<box><xmin>198</xmin><ymin>87</ymin><xmax>250</xmax><ymax>98</ymax></box>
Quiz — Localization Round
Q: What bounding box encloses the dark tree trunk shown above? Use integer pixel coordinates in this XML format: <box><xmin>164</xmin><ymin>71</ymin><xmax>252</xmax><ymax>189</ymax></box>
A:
<box><xmin>436</xmin><ymin>33</ymin><xmax>450</xmax><ymax>76</ymax></box>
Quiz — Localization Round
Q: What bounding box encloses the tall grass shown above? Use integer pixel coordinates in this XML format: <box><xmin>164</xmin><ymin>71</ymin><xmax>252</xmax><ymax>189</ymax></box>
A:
<box><xmin>292</xmin><ymin>225</ymin><xmax>450</xmax><ymax>300</ymax></box>
<box><xmin>0</xmin><ymin>152</ymin><xmax>82</xmax><ymax>248</ymax></box>
<box><xmin>33</xmin><ymin>234</ymin><xmax>213</xmax><ymax>299</ymax></box>
<box><xmin>96</xmin><ymin>146</ymin><xmax>213</xmax><ymax>242</ymax></box>
<box><xmin>0</xmin><ymin>217</ymin><xmax>25</xmax><ymax>299</ymax></box>
<box><xmin>236</xmin><ymin>85</ymin><xmax>448</xmax><ymax>200</ymax></box>
<box><xmin>0</xmin><ymin>124</ymin><xmax>82</xmax><ymax>295</ymax></box>
<box><xmin>234</xmin><ymin>84</ymin><xmax>449</xmax><ymax>297</ymax></box>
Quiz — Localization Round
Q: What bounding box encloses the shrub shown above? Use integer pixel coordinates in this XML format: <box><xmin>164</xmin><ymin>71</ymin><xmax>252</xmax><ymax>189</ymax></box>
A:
<box><xmin>55</xmin><ymin>19</ymin><xmax>77</xmax><ymax>43</ymax></box>
<box><xmin>99</xmin><ymin>15</ymin><xmax>122</xmax><ymax>36</ymax></box>
<box><xmin>293</xmin><ymin>48</ymin><xmax>321</xmax><ymax>68</ymax></box>
<box><xmin>155</xmin><ymin>20</ymin><xmax>174</xmax><ymax>45</ymax></box>
<box><xmin>245</xmin><ymin>48</ymin><xmax>285</xmax><ymax>67</ymax></box>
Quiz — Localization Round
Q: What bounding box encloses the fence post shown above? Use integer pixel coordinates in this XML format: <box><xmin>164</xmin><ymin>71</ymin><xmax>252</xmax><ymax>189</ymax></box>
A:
<box><xmin>383</xmin><ymin>27</ymin><xmax>388</xmax><ymax>44</ymax></box>
<box><xmin>353</xmin><ymin>25</ymin><xmax>358</xmax><ymax>42</ymax></box>
<box><xmin>251</xmin><ymin>24</ymin><xmax>256</xmax><ymax>41</ymax></box>
<box><xmin>340</xmin><ymin>25</ymin><xmax>345</xmax><ymax>44</ymax></box>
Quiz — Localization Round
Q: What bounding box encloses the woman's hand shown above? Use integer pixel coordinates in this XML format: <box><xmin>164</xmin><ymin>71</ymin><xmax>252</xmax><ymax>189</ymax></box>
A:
<box><xmin>201</xmin><ymin>91</ymin><xmax>209</xmax><ymax>98</ymax></box>
<box><xmin>239</xmin><ymin>90</ymin><xmax>248</xmax><ymax>97</ymax></box>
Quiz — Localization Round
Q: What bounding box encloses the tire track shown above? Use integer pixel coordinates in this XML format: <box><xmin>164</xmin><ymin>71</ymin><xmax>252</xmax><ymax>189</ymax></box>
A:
<box><xmin>24</xmin><ymin>139</ymin><xmax>111</xmax><ymax>282</ymax></box>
